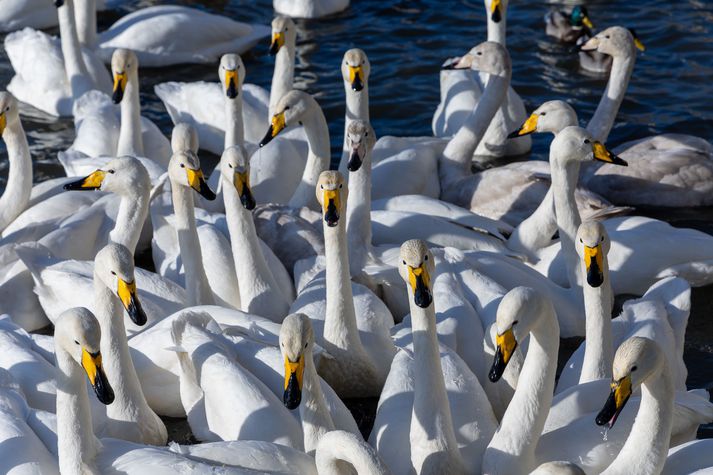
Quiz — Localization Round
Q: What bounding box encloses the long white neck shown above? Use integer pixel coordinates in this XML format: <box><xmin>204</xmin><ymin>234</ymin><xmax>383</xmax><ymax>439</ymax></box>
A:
<box><xmin>409</xmin><ymin>298</ymin><xmax>464</xmax><ymax>473</ymax></box>
<box><xmin>57</xmin><ymin>0</ymin><xmax>92</xmax><ymax>99</ymax></box>
<box><xmin>117</xmin><ymin>72</ymin><xmax>144</xmax><ymax>157</ymax></box>
<box><xmin>269</xmin><ymin>45</ymin><xmax>295</xmax><ymax>118</ymax></box>
<box><xmin>339</xmin><ymin>85</ymin><xmax>369</xmax><ymax>174</ymax></box>
<box><xmin>108</xmin><ymin>185</ymin><xmax>150</xmax><ymax>254</ymax></box>
<box><xmin>507</xmin><ymin>186</ymin><xmax>557</xmax><ymax>258</ymax></box>
<box><xmin>602</xmin><ymin>361</ymin><xmax>674</xmax><ymax>475</ymax></box>
<box><xmin>171</xmin><ymin>184</ymin><xmax>214</xmax><ymax>306</ymax></box>
<box><xmin>440</xmin><ymin>74</ymin><xmax>509</xmax><ymax>190</ymax></box>
<box><xmin>346</xmin><ymin>152</ymin><xmax>372</xmax><ymax>277</ymax></box>
<box><xmin>222</xmin><ymin>176</ymin><xmax>288</xmax><ymax>322</ymax></box>
<box><xmin>55</xmin><ymin>344</ymin><xmax>100</xmax><ymax>475</ymax></box>
<box><xmin>224</xmin><ymin>94</ymin><xmax>244</xmax><ymax>149</ymax></box>
<box><xmin>485</xmin><ymin>304</ymin><xmax>559</xmax><ymax>474</ymax></box>
<box><xmin>586</xmin><ymin>52</ymin><xmax>635</xmax><ymax>143</ymax></box>
<box><xmin>288</xmin><ymin>110</ymin><xmax>331</xmax><ymax>210</ymax></box>
<box><xmin>315</xmin><ymin>431</ymin><xmax>390</xmax><ymax>475</ymax></box>
<box><xmin>550</xmin><ymin>157</ymin><xmax>583</xmax><ymax>290</ymax></box>
<box><xmin>579</xmin><ymin>255</ymin><xmax>614</xmax><ymax>384</ymax></box>
<box><xmin>299</xmin><ymin>350</ymin><xmax>335</xmax><ymax>455</ymax></box>
<box><xmin>486</xmin><ymin>3</ymin><xmax>507</xmax><ymax>45</ymax></box>
<box><xmin>0</xmin><ymin>119</ymin><xmax>32</xmax><ymax>233</ymax></box>
<box><xmin>75</xmin><ymin>0</ymin><xmax>97</xmax><ymax>48</ymax></box>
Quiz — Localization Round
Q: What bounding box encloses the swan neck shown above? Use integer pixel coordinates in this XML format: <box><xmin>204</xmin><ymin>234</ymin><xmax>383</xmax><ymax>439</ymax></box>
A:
<box><xmin>486</xmin><ymin>7</ymin><xmax>507</xmax><ymax>45</ymax></box>
<box><xmin>579</xmin><ymin>258</ymin><xmax>614</xmax><ymax>384</ymax></box>
<box><xmin>288</xmin><ymin>110</ymin><xmax>331</xmax><ymax>210</ymax></box>
<box><xmin>550</xmin><ymin>159</ymin><xmax>583</xmax><ymax>289</ymax></box>
<box><xmin>108</xmin><ymin>184</ymin><xmax>150</xmax><ymax>254</ymax></box>
<box><xmin>117</xmin><ymin>73</ymin><xmax>144</xmax><ymax>157</ymax></box>
<box><xmin>315</xmin><ymin>434</ymin><xmax>388</xmax><ymax>475</ymax></box>
<box><xmin>345</xmin><ymin>151</ymin><xmax>372</xmax><ymax>276</ymax></box>
<box><xmin>587</xmin><ymin>54</ymin><xmax>635</xmax><ymax>142</ymax></box>
<box><xmin>299</xmin><ymin>352</ymin><xmax>335</xmax><ymax>455</ymax></box>
<box><xmin>0</xmin><ymin>120</ymin><xmax>32</xmax><ymax>233</ymax></box>
<box><xmin>75</xmin><ymin>0</ymin><xmax>97</xmax><ymax>48</ymax></box>
<box><xmin>507</xmin><ymin>185</ymin><xmax>557</xmax><ymax>258</ymax></box>
<box><xmin>269</xmin><ymin>46</ymin><xmax>295</xmax><ymax>117</ymax></box>
<box><xmin>339</xmin><ymin>84</ymin><xmax>369</xmax><ymax>173</ymax></box>
<box><xmin>57</xmin><ymin>0</ymin><xmax>91</xmax><ymax>99</ymax></box>
<box><xmin>224</xmin><ymin>94</ymin><xmax>244</xmax><ymax>149</ymax></box>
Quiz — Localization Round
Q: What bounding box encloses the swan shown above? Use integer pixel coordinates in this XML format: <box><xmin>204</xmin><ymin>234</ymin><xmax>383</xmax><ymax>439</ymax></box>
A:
<box><xmin>5</xmin><ymin>0</ymin><xmax>111</xmax><ymax>117</ymax></box>
<box><xmin>338</xmin><ymin>48</ymin><xmax>369</xmax><ymax>175</ymax></box>
<box><xmin>371</xmin><ymin>240</ymin><xmax>497</xmax><ymax>475</ymax></box>
<box><xmin>273</xmin><ymin>0</ymin><xmax>349</xmax><ymax>19</ymax></box>
<box><xmin>432</xmin><ymin>0</ymin><xmax>530</xmax><ymax>158</ymax></box>
<box><xmin>0</xmin><ymin>0</ymin><xmax>105</xmax><ymax>34</ymax></box>
<box><xmin>662</xmin><ymin>439</ymin><xmax>713</xmax><ymax>475</ymax></box>
<box><xmin>0</xmin><ymin>92</ymin><xmax>32</xmax><ymax>234</ymax></box>
<box><xmin>545</xmin><ymin>5</ymin><xmax>593</xmax><ymax>43</ymax></box>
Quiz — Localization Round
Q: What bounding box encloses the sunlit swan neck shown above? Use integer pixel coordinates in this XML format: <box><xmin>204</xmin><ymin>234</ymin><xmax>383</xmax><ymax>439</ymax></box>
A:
<box><xmin>270</xmin><ymin>42</ymin><xmax>295</xmax><ymax>118</ymax></box>
<box><xmin>300</xmin><ymin>348</ymin><xmax>334</xmax><ymax>455</ymax></box>
<box><xmin>486</xmin><ymin>0</ymin><xmax>507</xmax><ymax>45</ymax></box>
<box><xmin>225</xmin><ymin>91</ymin><xmax>244</xmax><ymax>149</ymax></box>
<box><xmin>587</xmin><ymin>53</ymin><xmax>635</xmax><ymax>143</ymax></box>
<box><xmin>75</xmin><ymin>0</ymin><xmax>97</xmax><ymax>48</ymax></box>
<box><xmin>117</xmin><ymin>70</ymin><xmax>144</xmax><ymax>157</ymax></box>
<box><xmin>171</xmin><ymin>184</ymin><xmax>214</xmax><ymax>306</ymax></box>
<box><xmin>315</xmin><ymin>431</ymin><xmax>390</xmax><ymax>475</ymax></box>
<box><xmin>346</xmin><ymin>149</ymin><xmax>372</xmax><ymax>277</ymax></box>
<box><xmin>0</xmin><ymin>118</ymin><xmax>32</xmax><ymax>233</ymax></box>
<box><xmin>288</xmin><ymin>109</ymin><xmax>331</xmax><ymax>210</ymax></box>
<box><xmin>108</xmin><ymin>180</ymin><xmax>150</xmax><ymax>254</ymax></box>
<box><xmin>550</xmin><ymin>155</ymin><xmax>583</xmax><ymax>290</ymax></box>
<box><xmin>340</xmin><ymin>85</ymin><xmax>369</xmax><ymax>174</ymax></box>
<box><xmin>57</xmin><ymin>0</ymin><xmax>92</xmax><ymax>99</ymax></box>
<box><xmin>507</xmin><ymin>187</ymin><xmax>557</xmax><ymax>258</ymax></box>
<box><xmin>579</xmin><ymin>252</ymin><xmax>614</xmax><ymax>384</ymax></box>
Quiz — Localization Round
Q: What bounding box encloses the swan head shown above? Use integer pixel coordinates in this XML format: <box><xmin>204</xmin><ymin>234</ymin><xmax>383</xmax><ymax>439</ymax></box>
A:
<box><xmin>63</xmin><ymin>156</ymin><xmax>151</xmax><ymax>196</ymax></box>
<box><xmin>220</xmin><ymin>145</ymin><xmax>256</xmax><ymax>210</ymax></box>
<box><xmin>279</xmin><ymin>313</ymin><xmax>314</xmax><ymax>410</ymax></box>
<box><xmin>111</xmin><ymin>49</ymin><xmax>138</xmax><ymax>104</ymax></box>
<box><xmin>171</xmin><ymin>122</ymin><xmax>199</xmax><ymax>154</ymax></box>
<box><xmin>55</xmin><ymin>307</ymin><xmax>114</xmax><ymax>405</ymax></box>
<box><xmin>485</xmin><ymin>0</ymin><xmax>506</xmax><ymax>23</ymax></box>
<box><xmin>444</xmin><ymin>42</ymin><xmax>511</xmax><ymax>78</ymax></box>
<box><xmin>168</xmin><ymin>150</ymin><xmax>216</xmax><ymax>201</ymax></box>
<box><xmin>0</xmin><ymin>92</ymin><xmax>20</xmax><ymax>137</ymax></box>
<box><xmin>346</xmin><ymin>120</ymin><xmax>376</xmax><ymax>172</ymax></box>
<box><xmin>398</xmin><ymin>239</ymin><xmax>434</xmax><ymax>309</ymax></box>
<box><xmin>490</xmin><ymin>286</ymin><xmax>549</xmax><ymax>382</ymax></box>
<box><xmin>316</xmin><ymin>171</ymin><xmax>346</xmax><ymax>228</ymax></box>
<box><xmin>270</xmin><ymin>16</ymin><xmax>296</xmax><ymax>55</ymax></box>
<box><xmin>341</xmin><ymin>48</ymin><xmax>370</xmax><ymax>92</ymax></box>
<box><xmin>576</xmin><ymin>221</ymin><xmax>610</xmax><ymax>288</ymax></box>
<box><xmin>219</xmin><ymin>54</ymin><xmax>245</xmax><ymax>100</ymax></box>
<box><xmin>508</xmin><ymin>100</ymin><xmax>578</xmax><ymax>138</ymax></box>
<box><xmin>580</xmin><ymin>26</ymin><xmax>645</xmax><ymax>57</ymax></box>
<box><xmin>550</xmin><ymin>126</ymin><xmax>628</xmax><ymax>168</ymax></box>
<box><xmin>259</xmin><ymin>90</ymin><xmax>315</xmax><ymax>147</ymax></box>
<box><xmin>95</xmin><ymin>243</ymin><xmax>147</xmax><ymax>326</ymax></box>
<box><xmin>596</xmin><ymin>337</ymin><xmax>663</xmax><ymax>429</ymax></box>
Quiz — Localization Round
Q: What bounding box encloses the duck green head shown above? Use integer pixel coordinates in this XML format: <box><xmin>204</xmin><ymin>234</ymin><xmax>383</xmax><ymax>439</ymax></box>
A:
<box><xmin>571</xmin><ymin>6</ymin><xmax>593</xmax><ymax>28</ymax></box>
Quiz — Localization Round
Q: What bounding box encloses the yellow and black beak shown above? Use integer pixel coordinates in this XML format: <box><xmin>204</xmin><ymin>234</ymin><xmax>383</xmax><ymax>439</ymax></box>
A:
<box><xmin>224</xmin><ymin>69</ymin><xmax>239</xmax><ymax>99</ymax></box>
<box><xmin>407</xmin><ymin>263</ymin><xmax>432</xmax><ymax>309</ymax></box>
<box><xmin>269</xmin><ymin>31</ymin><xmax>285</xmax><ymax>56</ymax></box>
<box><xmin>259</xmin><ymin>112</ymin><xmax>287</xmax><ymax>147</ymax></box>
<box><xmin>629</xmin><ymin>29</ymin><xmax>646</xmax><ymax>52</ymax></box>
<box><xmin>596</xmin><ymin>375</ymin><xmax>632</xmax><ymax>428</ymax></box>
<box><xmin>592</xmin><ymin>141</ymin><xmax>628</xmax><ymax>166</ymax></box>
<box><xmin>234</xmin><ymin>170</ymin><xmax>256</xmax><ymax>210</ymax></box>
<box><xmin>283</xmin><ymin>354</ymin><xmax>305</xmax><ymax>410</ymax></box>
<box><xmin>507</xmin><ymin>113</ymin><xmax>539</xmax><ymax>139</ymax></box>
<box><xmin>117</xmin><ymin>278</ymin><xmax>147</xmax><ymax>326</ymax></box>
<box><xmin>583</xmin><ymin>243</ymin><xmax>604</xmax><ymax>288</ymax></box>
<box><xmin>322</xmin><ymin>189</ymin><xmax>341</xmax><ymax>227</ymax></box>
<box><xmin>582</xmin><ymin>15</ymin><xmax>594</xmax><ymax>29</ymax></box>
<box><xmin>82</xmin><ymin>349</ymin><xmax>114</xmax><ymax>405</ymax></box>
<box><xmin>489</xmin><ymin>327</ymin><xmax>517</xmax><ymax>382</ymax></box>
<box><xmin>348</xmin><ymin>65</ymin><xmax>364</xmax><ymax>92</ymax></box>
<box><xmin>186</xmin><ymin>168</ymin><xmax>216</xmax><ymax>200</ymax></box>
<box><xmin>112</xmin><ymin>71</ymin><xmax>127</xmax><ymax>104</ymax></box>
<box><xmin>63</xmin><ymin>169</ymin><xmax>107</xmax><ymax>191</ymax></box>
<box><xmin>347</xmin><ymin>144</ymin><xmax>364</xmax><ymax>172</ymax></box>
<box><xmin>0</xmin><ymin>112</ymin><xmax>7</xmax><ymax>136</ymax></box>
<box><xmin>490</xmin><ymin>0</ymin><xmax>502</xmax><ymax>23</ymax></box>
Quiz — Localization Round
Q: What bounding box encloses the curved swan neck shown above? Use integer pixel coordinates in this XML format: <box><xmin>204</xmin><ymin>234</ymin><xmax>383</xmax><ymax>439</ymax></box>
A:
<box><xmin>117</xmin><ymin>73</ymin><xmax>144</xmax><ymax>157</ymax></box>
<box><xmin>579</xmin><ymin>256</ymin><xmax>614</xmax><ymax>384</ymax></box>
<box><xmin>550</xmin><ymin>158</ymin><xmax>583</xmax><ymax>290</ymax></box>
<box><xmin>507</xmin><ymin>186</ymin><xmax>557</xmax><ymax>259</ymax></box>
<box><xmin>108</xmin><ymin>185</ymin><xmax>150</xmax><ymax>254</ymax></box>
<box><xmin>288</xmin><ymin>110</ymin><xmax>331</xmax><ymax>210</ymax></box>
<box><xmin>587</xmin><ymin>53</ymin><xmax>635</xmax><ymax>143</ymax></box>
<box><xmin>171</xmin><ymin>184</ymin><xmax>214</xmax><ymax>306</ymax></box>
<box><xmin>316</xmin><ymin>432</ymin><xmax>390</xmax><ymax>475</ymax></box>
<box><xmin>269</xmin><ymin>45</ymin><xmax>295</xmax><ymax>118</ymax></box>
<box><xmin>0</xmin><ymin>119</ymin><xmax>32</xmax><ymax>233</ymax></box>
<box><xmin>224</xmin><ymin>94</ymin><xmax>244</xmax><ymax>149</ymax></box>
<box><xmin>346</xmin><ymin>151</ymin><xmax>372</xmax><ymax>277</ymax></box>
<box><xmin>440</xmin><ymin>73</ymin><xmax>509</xmax><ymax>190</ymax></box>
<box><xmin>299</xmin><ymin>352</ymin><xmax>335</xmax><ymax>455</ymax></box>
<box><xmin>339</xmin><ymin>86</ymin><xmax>369</xmax><ymax>174</ymax></box>
<box><xmin>602</xmin><ymin>361</ymin><xmax>673</xmax><ymax>475</ymax></box>
<box><xmin>57</xmin><ymin>0</ymin><xmax>92</xmax><ymax>99</ymax></box>
<box><xmin>75</xmin><ymin>0</ymin><xmax>97</xmax><ymax>48</ymax></box>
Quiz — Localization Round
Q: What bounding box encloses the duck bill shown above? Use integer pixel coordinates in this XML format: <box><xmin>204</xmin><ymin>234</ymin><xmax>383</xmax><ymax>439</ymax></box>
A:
<box><xmin>584</xmin><ymin>244</ymin><xmax>604</xmax><ymax>288</ymax></box>
<box><xmin>186</xmin><ymin>168</ymin><xmax>216</xmax><ymax>200</ymax></box>
<box><xmin>0</xmin><ymin>113</ymin><xmax>6</xmax><ymax>135</ymax></box>
<box><xmin>224</xmin><ymin>70</ymin><xmax>239</xmax><ymax>99</ymax></box>
<box><xmin>63</xmin><ymin>169</ymin><xmax>106</xmax><ymax>191</ymax></box>
<box><xmin>269</xmin><ymin>32</ymin><xmax>285</xmax><ymax>56</ymax></box>
<box><xmin>592</xmin><ymin>141</ymin><xmax>628</xmax><ymax>166</ymax></box>
<box><xmin>348</xmin><ymin>66</ymin><xmax>364</xmax><ymax>92</ymax></box>
<box><xmin>507</xmin><ymin>113</ymin><xmax>538</xmax><ymax>139</ymax></box>
<box><xmin>489</xmin><ymin>328</ymin><xmax>517</xmax><ymax>382</ymax></box>
<box><xmin>112</xmin><ymin>72</ymin><xmax>127</xmax><ymax>104</ymax></box>
<box><xmin>117</xmin><ymin>278</ymin><xmax>147</xmax><ymax>326</ymax></box>
<box><xmin>322</xmin><ymin>190</ymin><xmax>340</xmax><ymax>227</ymax></box>
<box><xmin>347</xmin><ymin>147</ymin><xmax>363</xmax><ymax>172</ymax></box>
<box><xmin>490</xmin><ymin>0</ymin><xmax>502</xmax><ymax>23</ymax></box>
<box><xmin>582</xmin><ymin>16</ymin><xmax>594</xmax><ymax>29</ymax></box>
<box><xmin>283</xmin><ymin>355</ymin><xmax>304</xmax><ymax>410</ymax></box>
<box><xmin>407</xmin><ymin>264</ymin><xmax>432</xmax><ymax>309</ymax></box>
<box><xmin>596</xmin><ymin>375</ymin><xmax>632</xmax><ymax>428</ymax></box>
<box><xmin>82</xmin><ymin>349</ymin><xmax>114</xmax><ymax>405</ymax></box>
<box><xmin>234</xmin><ymin>171</ymin><xmax>256</xmax><ymax>210</ymax></box>
<box><xmin>629</xmin><ymin>30</ymin><xmax>646</xmax><ymax>52</ymax></box>
<box><xmin>259</xmin><ymin>112</ymin><xmax>287</xmax><ymax>147</ymax></box>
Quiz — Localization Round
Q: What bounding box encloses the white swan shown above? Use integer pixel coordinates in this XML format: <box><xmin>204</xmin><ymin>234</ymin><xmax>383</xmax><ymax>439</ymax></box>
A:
<box><xmin>432</xmin><ymin>0</ymin><xmax>530</xmax><ymax>158</ymax></box>
<box><xmin>0</xmin><ymin>92</ymin><xmax>32</xmax><ymax>234</ymax></box>
<box><xmin>5</xmin><ymin>0</ymin><xmax>111</xmax><ymax>117</ymax></box>
<box><xmin>274</xmin><ymin>0</ymin><xmax>349</xmax><ymax>19</ymax></box>
<box><xmin>0</xmin><ymin>0</ymin><xmax>106</xmax><ymax>34</ymax></box>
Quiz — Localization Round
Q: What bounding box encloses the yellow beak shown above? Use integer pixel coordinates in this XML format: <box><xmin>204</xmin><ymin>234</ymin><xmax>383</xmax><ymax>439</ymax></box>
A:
<box><xmin>81</xmin><ymin>348</ymin><xmax>114</xmax><ymax>405</ymax></box>
<box><xmin>582</xmin><ymin>16</ymin><xmax>594</xmax><ymax>29</ymax></box>
<box><xmin>270</xmin><ymin>32</ymin><xmax>285</xmax><ymax>54</ymax></box>
<box><xmin>271</xmin><ymin>112</ymin><xmax>286</xmax><ymax>138</ymax></box>
<box><xmin>496</xmin><ymin>328</ymin><xmax>517</xmax><ymax>366</ymax></box>
<box><xmin>491</xmin><ymin>0</ymin><xmax>501</xmax><ymax>13</ymax></box>
<box><xmin>322</xmin><ymin>189</ymin><xmax>341</xmax><ymax>227</ymax></box>
<box><xmin>283</xmin><ymin>355</ymin><xmax>305</xmax><ymax>392</ymax></box>
<box><xmin>634</xmin><ymin>37</ymin><xmax>646</xmax><ymax>52</ymax></box>
<box><xmin>509</xmin><ymin>113</ymin><xmax>539</xmax><ymax>138</ymax></box>
<box><xmin>64</xmin><ymin>169</ymin><xmax>107</xmax><ymax>191</ymax></box>
<box><xmin>224</xmin><ymin>69</ymin><xmax>239</xmax><ymax>97</ymax></box>
<box><xmin>612</xmin><ymin>375</ymin><xmax>632</xmax><ymax>410</ymax></box>
<box><xmin>112</xmin><ymin>72</ymin><xmax>127</xmax><ymax>103</ymax></box>
<box><xmin>117</xmin><ymin>278</ymin><xmax>147</xmax><ymax>326</ymax></box>
<box><xmin>348</xmin><ymin>65</ymin><xmax>364</xmax><ymax>91</ymax></box>
<box><xmin>0</xmin><ymin>113</ymin><xmax>6</xmax><ymax>135</ymax></box>
<box><xmin>592</xmin><ymin>141</ymin><xmax>628</xmax><ymax>166</ymax></box>
<box><xmin>82</xmin><ymin>348</ymin><xmax>103</xmax><ymax>386</ymax></box>
<box><xmin>584</xmin><ymin>244</ymin><xmax>603</xmax><ymax>273</ymax></box>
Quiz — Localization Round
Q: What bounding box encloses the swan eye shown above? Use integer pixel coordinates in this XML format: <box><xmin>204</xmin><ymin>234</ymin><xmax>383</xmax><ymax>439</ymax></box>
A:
<box><xmin>365</xmin><ymin>132</ymin><xmax>369</xmax><ymax>136</ymax></box>
<box><xmin>631</xmin><ymin>365</ymin><xmax>637</xmax><ymax>372</ymax></box>
<box><xmin>540</xmin><ymin>112</ymin><xmax>547</xmax><ymax>116</ymax></box>
<box><xmin>320</xmin><ymin>184</ymin><xmax>323</xmax><ymax>189</ymax></box>
<box><xmin>284</xmin><ymin>106</ymin><xmax>290</xmax><ymax>110</ymax></box>
<box><xmin>111</xmin><ymin>271</ymin><xmax>117</xmax><ymax>276</ymax></box>
<box><xmin>180</xmin><ymin>163</ymin><xmax>185</xmax><ymax>168</ymax></box>
<box><xmin>579</xmin><ymin>238</ymin><xmax>583</xmax><ymax>243</ymax></box>
<box><xmin>424</xmin><ymin>255</ymin><xmax>428</xmax><ymax>261</ymax></box>
<box><xmin>605</xmin><ymin>35</ymin><xmax>610</xmax><ymax>39</ymax></box>
<box><xmin>74</xmin><ymin>340</ymin><xmax>79</xmax><ymax>345</ymax></box>
<box><xmin>108</xmin><ymin>169</ymin><xmax>115</xmax><ymax>174</ymax></box>
<box><xmin>228</xmin><ymin>163</ymin><xmax>233</xmax><ymax>168</ymax></box>
<box><xmin>4</xmin><ymin>106</ymin><xmax>8</xmax><ymax>112</ymax></box>
<box><xmin>601</xmin><ymin>236</ymin><xmax>604</xmax><ymax>242</ymax></box>
<box><xmin>304</xmin><ymin>342</ymin><xmax>308</xmax><ymax>349</ymax></box>
<box><xmin>584</xmin><ymin>139</ymin><xmax>591</xmax><ymax>144</ymax></box>
<box><xmin>477</xmin><ymin>51</ymin><xmax>483</xmax><ymax>56</ymax></box>
<box><xmin>339</xmin><ymin>184</ymin><xmax>343</xmax><ymax>189</ymax></box>
<box><xmin>402</xmin><ymin>260</ymin><xmax>406</xmax><ymax>265</ymax></box>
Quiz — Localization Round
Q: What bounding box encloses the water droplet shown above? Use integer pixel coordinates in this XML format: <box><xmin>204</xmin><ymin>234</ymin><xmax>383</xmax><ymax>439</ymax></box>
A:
<box><xmin>601</xmin><ymin>427</ymin><xmax>609</xmax><ymax>441</ymax></box>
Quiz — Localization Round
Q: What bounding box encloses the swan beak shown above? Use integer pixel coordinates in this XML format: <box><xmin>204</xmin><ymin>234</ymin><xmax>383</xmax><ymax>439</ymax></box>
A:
<box><xmin>583</xmin><ymin>244</ymin><xmax>604</xmax><ymax>288</ymax></box>
<box><xmin>117</xmin><ymin>278</ymin><xmax>147</xmax><ymax>326</ymax></box>
<box><xmin>82</xmin><ymin>349</ymin><xmax>114</xmax><ymax>405</ymax></box>
<box><xmin>582</xmin><ymin>16</ymin><xmax>594</xmax><ymax>29</ymax></box>
<box><xmin>579</xmin><ymin>36</ymin><xmax>599</xmax><ymax>52</ymax></box>
<box><xmin>507</xmin><ymin>113</ymin><xmax>539</xmax><ymax>139</ymax></box>
<box><xmin>283</xmin><ymin>354</ymin><xmax>305</xmax><ymax>410</ymax></box>
<box><xmin>490</xmin><ymin>0</ymin><xmax>502</xmax><ymax>23</ymax></box>
<box><xmin>63</xmin><ymin>169</ymin><xmax>106</xmax><ymax>190</ymax></box>
<box><xmin>54</xmin><ymin>0</ymin><xmax>64</xmax><ymax>7</ymax></box>
<box><xmin>592</xmin><ymin>141</ymin><xmax>628</xmax><ymax>166</ymax></box>
<box><xmin>186</xmin><ymin>168</ymin><xmax>216</xmax><ymax>200</ymax></box>
<box><xmin>322</xmin><ymin>189</ymin><xmax>341</xmax><ymax>227</ymax></box>
<box><xmin>259</xmin><ymin>112</ymin><xmax>287</xmax><ymax>147</ymax></box>
<box><xmin>407</xmin><ymin>264</ymin><xmax>432</xmax><ymax>309</ymax></box>
<box><xmin>224</xmin><ymin>69</ymin><xmax>239</xmax><ymax>99</ymax></box>
<box><xmin>269</xmin><ymin>32</ymin><xmax>285</xmax><ymax>56</ymax></box>
<box><xmin>596</xmin><ymin>375</ymin><xmax>632</xmax><ymax>428</ymax></box>
<box><xmin>0</xmin><ymin>113</ymin><xmax>6</xmax><ymax>135</ymax></box>
<box><xmin>234</xmin><ymin>170</ymin><xmax>256</xmax><ymax>210</ymax></box>
<box><xmin>112</xmin><ymin>72</ymin><xmax>127</xmax><ymax>104</ymax></box>
<box><xmin>347</xmin><ymin>145</ymin><xmax>363</xmax><ymax>172</ymax></box>
<box><xmin>348</xmin><ymin>66</ymin><xmax>364</xmax><ymax>92</ymax></box>
<box><xmin>489</xmin><ymin>328</ymin><xmax>517</xmax><ymax>382</ymax></box>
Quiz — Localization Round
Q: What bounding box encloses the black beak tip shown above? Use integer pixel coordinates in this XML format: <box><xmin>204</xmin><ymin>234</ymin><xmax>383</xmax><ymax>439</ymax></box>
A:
<box><xmin>201</xmin><ymin>186</ymin><xmax>217</xmax><ymax>201</ymax></box>
<box><xmin>507</xmin><ymin>130</ymin><xmax>521</xmax><ymax>139</ymax></box>
<box><xmin>241</xmin><ymin>191</ymin><xmax>257</xmax><ymax>211</ymax></box>
<box><xmin>347</xmin><ymin>154</ymin><xmax>363</xmax><ymax>172</ymax></box>
<box><xmin>488</xmin><ymin>364</ymin><xmax>503</xmax><ymax>383</ymax></box>
<box><xmin>111</xmin><ymin>89</ymin><xmax>123</xmax><ymax>104</ymax></box>
<box><xmin>54</xmin><ymin>0</ymin><xmax>64</xmax><ymax>7</ymax></box>
<box><xmin>128</xmin><ymin>304</ymin><xmax>148</xmax><ymax>327</ymax></box>
<box><xmin>259</xmin><ymin>127</ymin><xmax>275</xmax><ymax>148</ymax></box>
<box><xmin>226</xmin><ymin>80</ymin><xmax>238</xmax><ymax>99</ymax></box>
<box><xmin>93</xmin><ymin>372</ymin><xmax>115</xmax><ymax>405</ymax></box>
<box><xmin>414</xmin><ymin>290</ymin><xmax>433</xmax><ymax>309</ymax></box>
<box><xmin>269</xmin><ymin>43</ymin><xmax>280</xmax><ymax>56</ymax></box>
<box><xmin>613</xmin><ymin>157</ymin><xmax>628</xmax><ymax>167</ymax></box>
<box><xmin>491</xmin><ymin>8</ymin><xmax>501</xmax><ymax>23</ymax></box>
<box><xmin>587</xmin><ymin>273</ymin><xmax>604</xmax><ymax>288</ymax></box>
